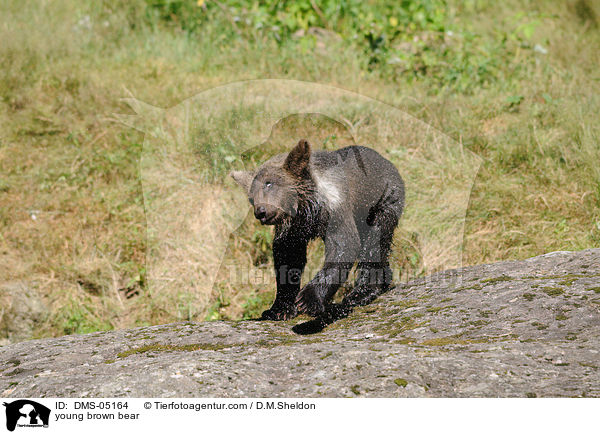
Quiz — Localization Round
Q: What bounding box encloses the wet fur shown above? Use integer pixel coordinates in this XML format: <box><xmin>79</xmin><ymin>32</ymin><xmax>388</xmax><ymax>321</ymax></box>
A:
<box><xmin>231</xmin><ymin>140</ymin><xmax>404</xmax><ymax>333</ymax></box>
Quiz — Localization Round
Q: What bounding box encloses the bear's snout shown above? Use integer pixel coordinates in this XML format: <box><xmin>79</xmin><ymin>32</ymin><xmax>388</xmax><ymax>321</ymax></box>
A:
<box><xmin>254</xmin><ymin>204</ymin><xmax>278</xmax><ymax>225</ymax></box>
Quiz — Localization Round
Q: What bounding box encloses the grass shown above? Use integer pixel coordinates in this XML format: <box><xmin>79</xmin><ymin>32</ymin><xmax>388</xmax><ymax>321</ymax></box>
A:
<box><xmin>0</xmin><ymin>0</ymin><xmax>599</xmax><ymax>340</ymax></box>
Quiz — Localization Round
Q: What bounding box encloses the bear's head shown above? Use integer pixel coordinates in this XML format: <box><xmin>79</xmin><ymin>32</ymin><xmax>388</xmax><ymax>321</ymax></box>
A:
<box><xmin>230</xmin><ymin>139</ymin><xmax>312</xmax><ymax>225</ymax></box>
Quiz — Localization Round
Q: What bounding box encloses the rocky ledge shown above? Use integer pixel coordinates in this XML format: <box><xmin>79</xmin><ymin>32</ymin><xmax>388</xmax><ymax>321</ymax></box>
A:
<box><xmin>1</xmin><ymin>249</ymin><xmax>599</xmax><ymax>397</ymax></box>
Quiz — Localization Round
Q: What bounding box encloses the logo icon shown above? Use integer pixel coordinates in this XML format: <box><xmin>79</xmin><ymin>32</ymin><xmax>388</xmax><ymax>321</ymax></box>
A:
<box><xmin>3</xmin><ymin>400</ymin><xmax>50</xmax><ymax>432</ymax></box>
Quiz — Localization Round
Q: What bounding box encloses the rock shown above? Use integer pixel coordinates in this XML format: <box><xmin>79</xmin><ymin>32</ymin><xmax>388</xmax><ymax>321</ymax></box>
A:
<box><xmin>1</xmin><ymin>249</ymin><xmax>599</xmax><ymax>397</ymax></box>
<box><xmin>0</xmin><ymin>281</ymin><xmax>47</xmax><ymax>344</ymax></box>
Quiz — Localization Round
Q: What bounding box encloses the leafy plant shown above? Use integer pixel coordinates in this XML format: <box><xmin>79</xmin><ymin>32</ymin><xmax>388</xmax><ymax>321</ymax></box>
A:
<box><xmin>142</xmin><ymin>0</ymin><xmax>527</xmax><ymax>92</ymax></box>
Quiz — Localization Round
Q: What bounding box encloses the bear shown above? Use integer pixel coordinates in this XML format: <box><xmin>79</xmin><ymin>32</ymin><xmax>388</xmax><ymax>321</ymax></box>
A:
<box><xmin>230</xmin><ymin>139</ymin><xmax>404</xmax><ymax>331</ymax></box>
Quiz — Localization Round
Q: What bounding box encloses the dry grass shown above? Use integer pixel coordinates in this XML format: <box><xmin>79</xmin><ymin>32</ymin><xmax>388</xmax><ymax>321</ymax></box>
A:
<box><xmin>0</xmin><ymin>0</ymin><xmax>598</xmax><ymax>339</ymax></box>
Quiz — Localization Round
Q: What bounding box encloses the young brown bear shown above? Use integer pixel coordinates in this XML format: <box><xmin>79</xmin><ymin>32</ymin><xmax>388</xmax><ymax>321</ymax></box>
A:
<box><xmin>231</xmin><ymin>140</ymin><xmax>404</xmax><ymax>330</ymax></box>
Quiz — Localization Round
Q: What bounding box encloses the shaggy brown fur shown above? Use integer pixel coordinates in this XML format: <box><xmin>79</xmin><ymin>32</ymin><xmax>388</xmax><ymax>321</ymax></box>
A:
<box><xmin>231</xmin><ymin>140</ymin><xmax>404</xmax><ymax>333</ymax></box>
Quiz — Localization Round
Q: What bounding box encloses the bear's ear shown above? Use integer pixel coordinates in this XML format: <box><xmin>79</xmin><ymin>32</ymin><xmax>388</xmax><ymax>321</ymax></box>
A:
<box><xmin>229</xmin><ymin>170</ymin><xmax>254</xmax><ymax>192</ymax></box>
<box><xmin>284</xmin><ymin>139</ymin><xmax>311</xmax><ymax>178</ymax></box>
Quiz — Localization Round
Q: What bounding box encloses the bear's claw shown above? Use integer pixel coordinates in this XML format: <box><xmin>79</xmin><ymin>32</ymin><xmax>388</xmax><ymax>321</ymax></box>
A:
<box><xmin>295</xmin><ymin>287</ymin><xmax>325</xmax><ymax>317</ymax></box>
<box><xmin>261</xmin><ymin>303</ymin><xmax>297</xmax><ymax>321</ymax></box>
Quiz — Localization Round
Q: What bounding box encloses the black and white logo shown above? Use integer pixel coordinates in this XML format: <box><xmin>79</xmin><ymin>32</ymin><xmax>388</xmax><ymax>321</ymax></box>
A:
<box><xmin>3</xmin><ymin>400</ymin><xmax>50</xmax><ymax>432</ymax></box>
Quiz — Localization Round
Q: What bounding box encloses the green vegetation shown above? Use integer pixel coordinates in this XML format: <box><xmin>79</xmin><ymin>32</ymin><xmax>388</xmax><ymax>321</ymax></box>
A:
<box><xmin>541</xmin><ymin>286</ymin><xmax>565</xmax><ymax>297</ymax></box>
<box><xmin>394</xmin><ymin>378</ymin><xmax>408</xmax><ymax>387</ymax></box>
<box><xmin>116</xmin><ymin>343</ymin><xmax>213</xmax><ymax>358</ymax></box>
<box><xmin>480</xmin><ymin>275</ymin><xmax>512</xmax><ymax>285</ymax></box>
<box><xmin>0</xmin><ymin>0</ymin><xmax>599</xmax><ymax>339</ymax></box>
<box><xmin>421</xmin><ymin>337</ymin><xmax>470</xmax><ymax>346</ymax></box>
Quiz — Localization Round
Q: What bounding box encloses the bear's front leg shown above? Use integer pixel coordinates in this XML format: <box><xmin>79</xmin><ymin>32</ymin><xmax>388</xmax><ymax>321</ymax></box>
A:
<box><xmin>261</xmin><ymin>234</ymin><xmax>307</xmax><ymax>321</ymax></box>
<box><xmin>296</xmin><ymin>219</ymin><xmax>360</xmax><ymax>317</ymax></box>
<box><xmin>261</xmin><ymin>302</ymin><xmax>297</xmax><ymax>321</ymax></box>
<box><xmin>295</xmin><ymin>262</ymin><xmax>355</xmax><ymax>317</ymax></box>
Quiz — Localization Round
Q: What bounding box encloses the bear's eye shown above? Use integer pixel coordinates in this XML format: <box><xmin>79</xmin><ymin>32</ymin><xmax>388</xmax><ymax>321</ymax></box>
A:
<box><xmin>264</xmin><ymin>181</ymin><xmax>273</xmax><ymax>189</ymax></box>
